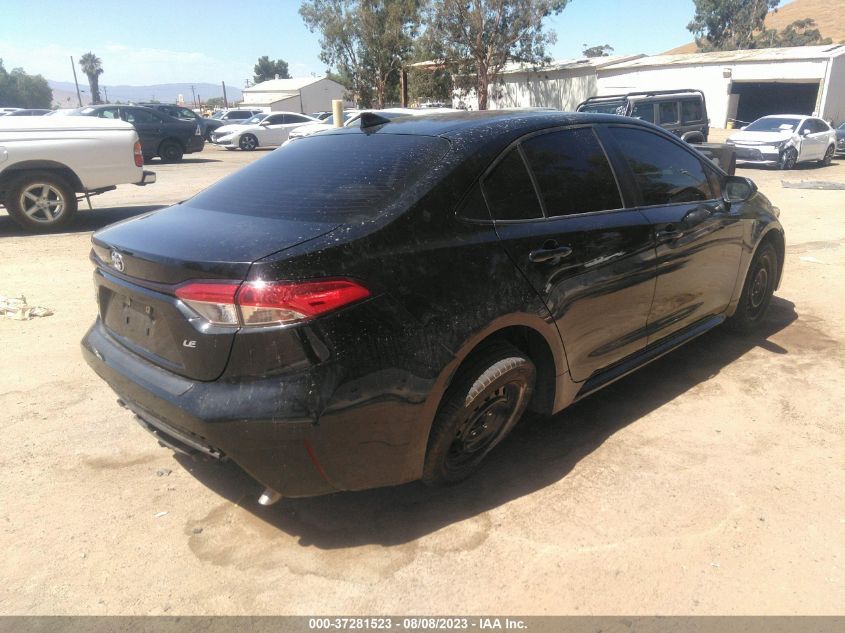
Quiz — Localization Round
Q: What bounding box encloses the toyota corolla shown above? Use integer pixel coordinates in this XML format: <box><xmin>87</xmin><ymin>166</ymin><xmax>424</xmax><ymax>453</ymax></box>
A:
<box><xmin>82</xmin><ymin>111</ymin><xmax>784</xmax><ymax>504</ymax></box>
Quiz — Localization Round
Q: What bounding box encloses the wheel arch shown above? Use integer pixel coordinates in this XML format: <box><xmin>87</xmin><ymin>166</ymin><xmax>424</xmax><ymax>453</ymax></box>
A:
<box><xmin>0</xmin><ymin>161</ymin><xmax>84</xmax><ymax>196</ymax></box>
<box><xmin>682</xmin><ymin>131</ymin><xmax>705</xmax><ymax>144</ymax></box>
<box><xmin>157</xmin><ymin>137</ymin><xmax>186</xmax><ymax>153</ymax></box>
<box><xmin>759</xmin><ymin>227</ymin><xmax>785</xmax><ymax>290</ymax></box>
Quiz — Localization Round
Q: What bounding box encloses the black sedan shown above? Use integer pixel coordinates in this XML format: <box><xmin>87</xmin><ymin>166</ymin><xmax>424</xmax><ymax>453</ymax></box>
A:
<box><xmin>82</xmin><ymin>111</ymin><xmax>784</xmax><ymax>502</ymax></box>
<box><xmin>72</xmin><ymin>105</ymin><xmax>204</xmax><ymax>162</ymax></box>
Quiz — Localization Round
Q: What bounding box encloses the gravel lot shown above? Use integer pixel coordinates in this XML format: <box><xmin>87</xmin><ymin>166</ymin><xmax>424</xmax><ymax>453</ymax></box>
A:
<box><xmin>1</xmin><ymin>138</ymin><xmax>843</xmax><ymax>615</ymax></box>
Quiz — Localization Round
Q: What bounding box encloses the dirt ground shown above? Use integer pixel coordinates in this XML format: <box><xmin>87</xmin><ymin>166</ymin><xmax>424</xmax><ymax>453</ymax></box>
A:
<box><xmin>0</xmin><ymin>137</ymin><xmax>843</xmax><ymax>615</ymax></box>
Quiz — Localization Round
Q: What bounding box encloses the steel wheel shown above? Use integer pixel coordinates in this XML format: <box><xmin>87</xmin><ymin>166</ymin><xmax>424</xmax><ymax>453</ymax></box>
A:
<box><xmin>5</xmin><ymin>171</ymin><xmax>78</xmax><ymax>231</ymax></box>
<box><xmin>239</xmin><ymin>134</ymin><xmax>258</xmax><ymax>151</ymax></box>
<box><xmin>726</xmin><ymin>241</ymin><xmax>778</xmax><ymax>333</ymax></box>
<box><xmin>423</xmin><ymin>342</ymin><xmax>535</xmax><ymax>485</ymax></box>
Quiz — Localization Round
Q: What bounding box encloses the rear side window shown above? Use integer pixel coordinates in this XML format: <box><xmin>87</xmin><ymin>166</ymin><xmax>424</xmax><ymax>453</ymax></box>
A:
<box><xmin>188</xmin><ymin>133</ymin><xmax>451</xmax><ymax>219</ymax></box>
<box><xmin>483</xmin><ymin>148</ymin><xmax>543</xmax><ymax>221</ymax></box>
<box><xmin>681</xmin><ymin>100</ymin><xmax>703</xmax><ymax>123</ymax></box>
<box><xmin>521</xmin><ymin>128</ymin><xmax>622</xmax><ymax>216</ymax></box>
<box><xmin>608</xmin><ymin>127</ymin><xmax>714</xmax><ymax>206</ymax></box>
<box><xmin>659</xmin><ymin>102</ymin><xmax>679</xmax><ymax>124</ymax></box>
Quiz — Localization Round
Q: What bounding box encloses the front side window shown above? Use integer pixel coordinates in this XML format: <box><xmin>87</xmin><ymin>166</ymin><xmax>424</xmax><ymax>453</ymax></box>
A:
<box><xmin>608</xmin><ymin>126</ymin><xmax>714</xmax><ymax>206</ymax></box>
<box><xmin>521</xmin><ymin>127</ymin><xmax>622</xmax><ymax>216</ymax></box>
<box><xmin>483</xmin><ymin>149</ymin><xmax>543</xmax><ymax>221</ymax></box>
<box><xmin>630</xmin><ymin>102</ymin><xmax>655</xmax><ymax>123</ymax></box>
<box><xmin>177</xmin><ymin>107</ymin><xmax>198</xmax><ymax>120</ymax></box>
<box><xmin>97</xmin><ymin>107</ymin><xmax>120</xmax><ymax>119</ymax></box>
<box><xmin>265</xmin><ymin>114</ymin><xmax>286</xmax><ymax>125</ymax></box>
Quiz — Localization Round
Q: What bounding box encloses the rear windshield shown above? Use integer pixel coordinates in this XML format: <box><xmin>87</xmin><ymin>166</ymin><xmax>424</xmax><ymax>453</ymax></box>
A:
<box><xmin>188</xmin><ymin>133</ymin><xmax>451</xmax><ymax>219</ymax></box>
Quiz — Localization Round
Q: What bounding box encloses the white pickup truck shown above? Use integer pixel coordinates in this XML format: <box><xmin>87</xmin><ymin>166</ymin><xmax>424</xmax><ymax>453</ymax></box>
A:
<box><xmin>0</xmin><ymin>116</ymin><xmax>155</xmax><ymax>231</ymax></box>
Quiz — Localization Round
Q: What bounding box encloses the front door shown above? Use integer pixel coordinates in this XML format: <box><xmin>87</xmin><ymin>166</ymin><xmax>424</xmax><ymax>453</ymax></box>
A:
<box><xmin>600</xmin><ymin>125</ymin><xmax>745</xmax><ymax>344</ymax></box>
<box><xmin>484</xmin><ymin>126</ymin><xmax>657</xmax><ymax>382</ymax></box>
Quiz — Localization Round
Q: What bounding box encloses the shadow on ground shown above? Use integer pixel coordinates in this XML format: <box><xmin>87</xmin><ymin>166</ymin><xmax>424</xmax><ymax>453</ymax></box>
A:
<box><xmin>0</xmin><ymin>205</ymin><xmax>166</xmax><ymax>236</ymax></box>
<box><xmin>147</xmin><ymin>157</ymin><xmax>222</xmax><ymax>164</ymax></box>
<box><xmin>176</xmin><ymin>297</ymin><xmax>798</xmax><ymax>548</ymax></box>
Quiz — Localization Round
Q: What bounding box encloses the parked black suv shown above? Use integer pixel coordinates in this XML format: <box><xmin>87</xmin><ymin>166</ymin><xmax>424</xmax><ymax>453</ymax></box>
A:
<box><xmin>73</xmin><ymin>105</ymin><xmax>204</xmax><ymax>161</ymax></box>
<box><xmin>136</xmin><ymin>103</ymin><xmax>213</xmax><ymax>142</ymax></box>
<box><xmin>82</xmin><ymin>111</ymin><xmax>783</xmax><ymax>502</ymax></box>
<box><xmin>578</xmin><ymin>89</ymin><xmax>709</xmax><ymax>143</ymax></box>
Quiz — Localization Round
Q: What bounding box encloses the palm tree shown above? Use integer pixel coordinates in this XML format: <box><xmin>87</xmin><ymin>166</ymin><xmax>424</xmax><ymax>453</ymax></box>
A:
<box><xmin>78</xmin><ymin>52</ymin><xmax>103</xmax><ymax>104</ymax></box>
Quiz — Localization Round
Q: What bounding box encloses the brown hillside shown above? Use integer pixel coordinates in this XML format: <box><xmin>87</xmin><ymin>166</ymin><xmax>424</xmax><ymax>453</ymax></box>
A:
<box><xmin>664</xmin><ymin>0</ymin><xmax>843</xmax><ymax>55</ymax></box>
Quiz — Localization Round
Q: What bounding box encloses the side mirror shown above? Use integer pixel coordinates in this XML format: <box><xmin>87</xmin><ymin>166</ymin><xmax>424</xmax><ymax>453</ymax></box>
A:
<box><xmin>259</xmin><ymin>120</ymin><xmax>270</xmax><ymax>126</ymax></box>
<box><xmin>724</xmin><ymin>176</ymin><xmax>757</xmax><ymax>204</ymax></box>
<box><xmin>802</xmin><ymin>129</ymin><xmax>811</xmax><ymax>136</ymax></box>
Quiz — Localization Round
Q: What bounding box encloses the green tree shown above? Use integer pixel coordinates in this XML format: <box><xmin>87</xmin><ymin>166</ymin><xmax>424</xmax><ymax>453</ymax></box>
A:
<box><xmin>78</xmin><ymin>52</ymin><xmax>104</xmax><ymax>103</ymax></box>
<box><xmin>253</xmin><ymin>56</ymin><xmax>291</xmax><ymax>83</ymax></box>
<box><xmin>688</xmin><ymin>0</ymin><xmax>779</xmax><ymax>51</ymax></box>
<box><xmin>756</xmin><ymin>18</ymin><xmax>833</xmax><ymax>48</ymax></box>
<box><xmin>300</xmin><ymin>0</ymin><xmax>422</xmax><ymax>109</ymax></box>
<box><xmin>205</xmin><ymin>96</ymin><xmax>225</xmax><ymax>108</ymax></box>
<box><xmin>582</xmin><ymin>44</ymin><xmax>614</xmax><ymax>57</ymax></box>
<box><xmin>426</xmin><ymin>0</ymin><xmax>568</xmax><ymax>110</ymax></box>
<box><xmin>0</xmin><ymin>60</ymin><xmax>53</xmax><ymax>108</ymax></box>
<box><xmin>407</xmin><ymin>30</ymin><xmax>453</xmax><ymax>105</ymax></box>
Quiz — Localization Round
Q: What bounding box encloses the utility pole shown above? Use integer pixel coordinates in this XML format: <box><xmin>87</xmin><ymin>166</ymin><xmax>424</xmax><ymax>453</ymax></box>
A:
<box><xmin>191</xmin><ymin>85</ymin><xmax>197</xmax><ymax>107</ymax></box>
<box><xmin>103</xmin><ymin>86</ymin><xmax>109</xmax><ymax>103</ymax></box>
<box><xmin>70</xmin><ymin>56</ymin><xmax>83</xmax><ymax>107</ymax></box>
<box><xmin>222</xmin><ymin>81</ymin><xmax>229</xmax><ymax>109</ymax></box>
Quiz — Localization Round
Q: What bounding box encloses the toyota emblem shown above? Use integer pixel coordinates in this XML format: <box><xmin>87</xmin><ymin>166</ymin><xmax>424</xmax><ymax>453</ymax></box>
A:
<box><xmin>110</xmin><ymin>250</ymin><xmax>125</xmax><ymax>273</ymax></box>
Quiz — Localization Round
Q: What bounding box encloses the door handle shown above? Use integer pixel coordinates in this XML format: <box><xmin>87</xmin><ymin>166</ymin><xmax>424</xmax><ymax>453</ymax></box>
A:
<box><xmin>656</xmin><ymin>227</ymin><xmax>684</xmax><ymax>241</ymax></box>
<box><xmin>529</xmin><ymin>245</ymin><xmax>573</xmax><ymax>263</ymax></box>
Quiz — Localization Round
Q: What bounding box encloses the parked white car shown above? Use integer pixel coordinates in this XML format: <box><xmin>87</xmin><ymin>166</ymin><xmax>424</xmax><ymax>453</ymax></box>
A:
<box><xmin>727</xmin><ymin>114</ymin><xmax>837</xmax><ymax>169</ymax></box>
<box><xmin>285</xmin><ymin>108</ymin><xmax>454</xmax><ymax>144</ymax></box>
<box><xmin>211</xmin><ymin>112</ymin><xmax>318</xmax><ymax>150</ymax></box>
<box><xmin>0</xmin><ymin>116</ymin><xmax>154</xmax><ymax>230</ymax></box>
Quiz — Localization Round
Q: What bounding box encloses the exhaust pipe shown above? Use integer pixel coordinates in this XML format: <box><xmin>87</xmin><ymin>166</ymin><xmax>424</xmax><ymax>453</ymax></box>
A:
<box><xmin>258</xmin><ymin>488</ymin><xmax>282</xmax><ymax>506</ymax></box>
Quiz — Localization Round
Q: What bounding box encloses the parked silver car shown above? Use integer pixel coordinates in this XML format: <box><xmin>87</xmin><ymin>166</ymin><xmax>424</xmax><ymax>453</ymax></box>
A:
<box><xmin>727</xmin><ymin>114</ymin><xmax>836</xmax><ymax>169</ymax></box>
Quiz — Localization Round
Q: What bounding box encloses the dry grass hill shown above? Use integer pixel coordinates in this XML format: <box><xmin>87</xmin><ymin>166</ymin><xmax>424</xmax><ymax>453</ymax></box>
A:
<box><xmin>664</xmin><ymin>0</ymin><xmax>844</xmax><ymax>55</ymax></box>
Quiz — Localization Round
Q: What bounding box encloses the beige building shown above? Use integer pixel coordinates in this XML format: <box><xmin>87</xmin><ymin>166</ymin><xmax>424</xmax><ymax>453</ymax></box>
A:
<box><xmin>240</xmin><ymin>77</ymin><xmax>347</xmax><ymax>114</ymax></box>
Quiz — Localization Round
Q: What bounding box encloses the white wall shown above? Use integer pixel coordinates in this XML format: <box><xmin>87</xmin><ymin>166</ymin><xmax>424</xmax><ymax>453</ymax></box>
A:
<box><xmin>299</xmin><ymin>79</ymin><xmax>346</xmax><ymax>114</ymax></box>
<box><xmin>598</xmin><ymin>59</ymin><xmax>832</xmax><ymax>128</ymax></box>
<box><xmin>455</xmin><ymin>68</ymin><xmax>597</xmax><ymax>111</ymax></box>
<box><xmin>820</xmin><ymin>56</ymin><xmax>845</xmax><ymax>125</ymax></box>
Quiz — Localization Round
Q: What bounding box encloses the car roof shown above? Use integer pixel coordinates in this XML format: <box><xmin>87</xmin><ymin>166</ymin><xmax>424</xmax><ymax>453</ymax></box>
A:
<box><xmin>758</xmin><ymin>114</ymin><xmax>807</xmax><ymax>120</ymax></box>
<box><xmin>320</xmin><ymin>109</ymin><xmax>644</xmax><ymax>142</ymax></box>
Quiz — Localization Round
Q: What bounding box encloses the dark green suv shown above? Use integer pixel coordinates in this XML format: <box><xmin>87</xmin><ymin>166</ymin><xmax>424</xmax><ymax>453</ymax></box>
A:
<box><xmin>577</xmin><ymin>89</ymin><xmax>709</xmax><ymax>144</ymax></box>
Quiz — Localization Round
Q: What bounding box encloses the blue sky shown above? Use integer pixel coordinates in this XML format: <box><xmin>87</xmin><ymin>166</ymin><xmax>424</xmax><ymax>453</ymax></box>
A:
<box><xmin>0</xmin><ymin>0</ymin><xmax>721</xmax><ymax>87</ymax></box>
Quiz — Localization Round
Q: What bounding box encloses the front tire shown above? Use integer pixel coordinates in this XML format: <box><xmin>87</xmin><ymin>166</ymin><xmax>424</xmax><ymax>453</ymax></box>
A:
<box><xmin>5</xmin><ymin>171</ymin><xmax>78</xmax><ymax>231</ymax></box>
<box><xmin>422</xmin><ymin>343</ymin><xmax>535</xmax><ymax>486</ymax></box>
<box><xmin>778</xmin><ymin>147</ymin><xmax>798</xmax><ymax>170</ymax></box>
<box><xmin>726</xmin><ymin>242</ymin><xmax>778</xmax><ymax>333</ymax></box>
<box><xmin>239</xmin><ymin>134</ymin><xmax>258</xmax><ymax>151</ymax></box>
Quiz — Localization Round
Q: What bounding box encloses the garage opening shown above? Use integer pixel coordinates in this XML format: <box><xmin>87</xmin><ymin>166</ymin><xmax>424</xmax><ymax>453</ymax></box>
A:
<box><xmin>731</xmin><ymin>82</ymin><xmax>820</xmax><ymax>125</ymax></box>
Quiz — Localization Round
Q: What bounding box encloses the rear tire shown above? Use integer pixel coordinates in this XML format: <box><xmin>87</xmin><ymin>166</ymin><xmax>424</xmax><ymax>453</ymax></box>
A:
<box><xmin>158</xmin><ymin>140</ymin><xmax>184</xmax><ymax>163</ymax></box>
<box><xmin>5</xmin><ymin>171</ymin><xmax>78</xmax><ymax>231</ymax></box>
<box><xmin>726</xmin><ymin>242</ymin><xmax>778</xmax><ymax>333</ymax></box>
<box><xmin>422</xmin><ymin>343</ymin><xmax>535</xmax><ymax>486</ymax></box>
<box><xmin>819</xmin><ymin>145</ymin><xmax>834</xmax><ymax>166</ymax></box>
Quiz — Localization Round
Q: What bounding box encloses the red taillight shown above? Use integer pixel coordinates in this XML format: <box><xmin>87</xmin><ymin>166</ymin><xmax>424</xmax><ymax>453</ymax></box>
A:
<box><xmin>175</xmin><ymin>279</ymin><xmax>370</xmax><ymax>327</ymax></box>
<box><xmin>133</xmin><ymin>141</ymin><xmax>144</xmax><ymax>167</ymax></box>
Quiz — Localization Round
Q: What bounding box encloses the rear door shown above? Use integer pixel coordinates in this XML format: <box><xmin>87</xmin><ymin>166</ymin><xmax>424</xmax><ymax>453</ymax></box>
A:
<box><xmin>122</xmin><ymin>107</ymin><xmax>163</xmax><ymax>156</ymax></box>
<box><xmin>485</xmin><ymin>125</ymin><xmax>657</xmax><ymax>382</ymax></box>
<box><xmin>600</xmin><ymin>125</ymin><xmax>744</xmax><ymax>344</ymax></box>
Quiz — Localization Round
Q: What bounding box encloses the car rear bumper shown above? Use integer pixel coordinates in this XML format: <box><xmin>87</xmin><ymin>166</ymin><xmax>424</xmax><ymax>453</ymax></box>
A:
<box><xmin>134</xmin><ymin>170</ymin><xmax>156</xmax><ymax>186</ymax></box>
<box><xmin>81</xmin><ymin>317</ymin><xmax>432</xmax><ymax>498</ymax></box>
<box><xmin>82</xmin><ymin>319</ymin><xmax>339</xmax><ymax>497</ymax></box>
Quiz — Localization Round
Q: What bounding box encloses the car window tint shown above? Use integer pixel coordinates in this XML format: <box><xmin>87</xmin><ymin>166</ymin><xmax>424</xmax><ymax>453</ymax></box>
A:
<box><xmin>98</xmin><ymin>108</ymin><xmax>120</xmax><ymax>119</ymax></box>
<box><xmin>288</xmin><ymin>115</ymin><xmax>310</xmax><ymax>123</ymax></box>
<box><xmin>608</xmin><ymin>127</ymin><xmax>714</xmax><ymax>206</ymax></box>
<box><xmin>659</xmin><ymin>102</ymin><xmax>679</xmax><ymax>124</ymax></box>
<box><xmin>266</xmin><ymin>115</ymin><xmax>286</xmax><ymax>125</ymax></box>
<box><xmin>630</xmin><ymin>102</ymin><xmax>654</xmax><ymax>123</ymax></box>
<box><xmin>483</xmin><ymin>148</ymin><xmax>543</xmax><ymax>221</ymax></box>
<box><xmin>681</xmin><ymin>100</ymin><xmax>703</xmax><ymax>123</ymax></box>
<box><xmin>188</xmin><ymin>134</ymin><xmax>451</xmax><ymax>219</ymax></box>
<box><xmin>125</xmin><ymin>109</ymin><xmax>161</xmax><ymax>124</ymax></box>
<box><xmin>521</xmin><ymin>128</ymin><xmax>622</xmax><ymax>216</ymax></box>
<box><xmin>178</xmin><ymin>107</ymin><xmax>198</xmax><ymax>120</ymax></box>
